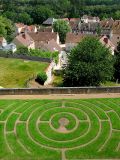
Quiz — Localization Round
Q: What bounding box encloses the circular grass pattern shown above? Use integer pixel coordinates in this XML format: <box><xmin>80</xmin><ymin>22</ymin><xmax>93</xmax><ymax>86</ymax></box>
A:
<box><xmin>50</xmin><ymin>112</ymin><xmax>77</xmax><ymax>131</ymax></box>
<box><xmin>0</xmin><ymin>99</ymin><xmax>120</xmax><ymax>159</ymax></box>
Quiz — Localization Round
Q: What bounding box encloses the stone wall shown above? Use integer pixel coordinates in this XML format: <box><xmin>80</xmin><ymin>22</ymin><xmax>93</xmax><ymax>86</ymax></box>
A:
<box><xmin>0</xmin><ymin>53</ymin><xmax>51</xmax><ymax>63</ymax></box>
<box><xmin>0</xmin><ymin>87</ymin><xmax>120</xmax><ymax>95</ymax></box>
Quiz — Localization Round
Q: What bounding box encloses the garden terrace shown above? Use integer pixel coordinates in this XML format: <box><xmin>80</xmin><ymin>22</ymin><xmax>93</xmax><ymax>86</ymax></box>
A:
<box><xmin>0</xmin><ymin>98</ymin><xmax>120</xmax><ymax>159</ymax></box>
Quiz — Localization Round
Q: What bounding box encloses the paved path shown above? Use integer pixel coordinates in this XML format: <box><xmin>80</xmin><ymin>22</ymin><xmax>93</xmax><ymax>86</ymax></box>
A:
<box><xmin>0</xmin><ymin>93</ymin><xmax>120</xmax><ymax>99</ymax></box>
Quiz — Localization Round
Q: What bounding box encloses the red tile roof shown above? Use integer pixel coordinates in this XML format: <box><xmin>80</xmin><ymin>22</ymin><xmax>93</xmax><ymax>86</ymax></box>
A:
<box><xmin>15</xmin><ymin>23</ymin><xmax>25</xmax><ymax>28</ymax></box>
<box><xmin>28</xmin><ymin>32</ymin><xmax>58</xmax><ymax>43</ymax></box>
<box><xmin>13</xmin><ymin>33</ymin><xmax>34</xmax><ymax>47</ymax></box>
<box><xmin>66</xmin><ymin>33</ymin><xmax>85</xmax><ymax>43</ymax></box>
<box><xmin>36</xmin><ymin>39</ymin><xmax>62</xmax><ymax>52</ymax></box>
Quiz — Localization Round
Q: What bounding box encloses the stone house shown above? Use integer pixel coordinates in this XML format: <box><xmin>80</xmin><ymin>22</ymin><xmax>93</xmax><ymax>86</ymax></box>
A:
<box><xmin>15</xmin><ymin>23</ymin><xmax>37</xmax><ymax>35</ymax></box>
<box><xmin>100</xmin><ymin>18</ymin><xmax>114</xmax><ymax>38</ymax></box>
<box><xmin>110</xmin><ymin>20</ymin><xmax>120</xmax><ymax>49</ymax></box>
<box><xmin>0</xmin><ymin>37</ymin><xmax>7</xmax><ymax>47</ymax></box>
<box><xmin>28</xmin><ymin>32</ymin><xmax>60</xmax><ymax>46</ymax></box>
<box><xmin>65</xmin><ymin>33</ymin><xmax>85</xmax><ymax>51</ymax></box>
<box><xmin>81</xmin><ymin>15</ymin><xmax>100</xmax><ymax>23</ymax></box>
<box><xmin>13</xmin><ymin>33</ymin><xmax>35</xmax><ymax>49</ymax></box>
<box><xmin>0</xmin><ymin>37</ymin><xmax>16</xmax><ymax>53</ymax></box>
<box><xmin>99</xmin><ymin>35</ymin><xmax>115</xmax><ymax>55</ymax></box>
<box><xmin>42</xmin><ymin>18</ymin><xmax>57</xmax><ymax>26</ymax></box>
<box><xmin>35</xmin><ymin>39</ymin><xmax>62</xmax><ymax>53</ymax></box>
<box><xmin>78</xmin><ymin>21</ymin><xmax>100</xmax><ymax>35</ymax></box>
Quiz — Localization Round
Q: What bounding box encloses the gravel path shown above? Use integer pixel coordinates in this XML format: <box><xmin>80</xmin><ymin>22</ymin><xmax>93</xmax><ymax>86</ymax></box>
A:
<box><xmin>0</xmin><ymin>93</ymin><xmax>120</xmax><ymax>99</ymax></box>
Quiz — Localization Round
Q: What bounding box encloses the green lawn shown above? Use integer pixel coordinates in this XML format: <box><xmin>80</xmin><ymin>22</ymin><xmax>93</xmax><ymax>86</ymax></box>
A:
<box><xmin>101</xmin><ymin>81</ymin><xmax>120</xmax><ymax>87</ymax></box>
<box><xmin>0</xmin><ymin>58</ymin><xmax>48</xmax><ymax>88</ymax></box>
<box><xmin>0</xmin><ymin>98</ymin><xmax>120</xmax><ymax>159</ymax></box>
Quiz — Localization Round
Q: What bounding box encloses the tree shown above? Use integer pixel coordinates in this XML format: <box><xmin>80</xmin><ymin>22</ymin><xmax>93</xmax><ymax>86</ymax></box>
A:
<box><xmin>114</xmin><ymin>42</ymin><xmax>120</xmax><ymax>82</ymax></box>
<box><xmin>63</xmin><ymin>37</ymin><xmax>114</xmax><ymax>86</ymax></box>
<box><xmin>0</xmin><ymin>16</ymin><xmax>15</xmax><ymax>42</ymax></box>
<box><xmin>32</xmin><ymin>6</ymin><xmax>54</xmax><ymax>24</ymax></box>
<box><xmin>114</xmin><ymin>10</ymin><xmax>120</xmax><ymax>19</ymax></box>
<box><xmin>15</xmin><ymin>46</ymin><xmax>29</xmax><ymax>55</ymax></box>
<box><xmin>3</xmin><ymin>11</ymin><xmax>17</xmax><ymax>22</ymax></box>
<box><xmin>18</xmin><ymin>13</ymin><xmax>33</xmax><ymax>24</ymax></box>
<box><xmin>53</xmin><ymin>20</ymin><xmax>71</xmax><ymax>44</ymax></box>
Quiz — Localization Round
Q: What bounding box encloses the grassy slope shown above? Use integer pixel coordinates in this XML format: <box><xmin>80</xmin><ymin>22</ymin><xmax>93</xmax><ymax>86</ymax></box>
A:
<box><xmin>0</xmin><ymin>58</ymin><xmax>48</xmax><ymax>88</ymax></box>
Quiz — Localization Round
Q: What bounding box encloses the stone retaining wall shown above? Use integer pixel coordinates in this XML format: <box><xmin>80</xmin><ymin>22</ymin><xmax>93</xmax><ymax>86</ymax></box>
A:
<box><xmin>0</xmin><ymin>87</ymin><xmax>120</xmax><ymax>95</ymax></box>
<box><xmin>0</xmin><ymin>53</ymin><xmax>51</xmax><ymax>63</ymax></box>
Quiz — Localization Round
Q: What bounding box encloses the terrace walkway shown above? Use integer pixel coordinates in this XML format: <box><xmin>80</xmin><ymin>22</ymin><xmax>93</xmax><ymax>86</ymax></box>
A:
<box><xmin>0</xmin><ymin>93</ymin><xmax>120</xmax><ymax>99</ymax></box>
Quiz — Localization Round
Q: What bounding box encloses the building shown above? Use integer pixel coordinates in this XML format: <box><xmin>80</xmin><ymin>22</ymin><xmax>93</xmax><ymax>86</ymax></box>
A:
<box><xmin>13</xmin><ymin>33</ymin><xmax>35</xmax><ymax>49</ymax></box>
<box><xmin>65</xmin><ymin>33</ymin><xmax>85</xmax><ymax>51</ymax></box>
<box><xmin>35</xmin><ymin>39</ymin><xmax>62</xmax><ymax>53</ymax></box>
<box><xmin>78</xmin><ymin>21</ymin><xmax>100</xmax><ymax>35</ymax></box>
<box><xmin>15</xmin><ymin>23</ymin><xmax>25</xmax><ymax>34</ymax></box>
<box><xmin>81</xmin><ymin>15</ymin><xmax>100</xmax><ymax>23</ymax></box>
<box><xmin>99</xmin><ymin>35</ymin><xmax>115</xmax><ymax>55</ymax></box>
<box><xmin>100</xmin><ymin>18</ymin><xmax>114</xmax><ymax>38</ymax></box>
<box><xmin>0</xmin><ymin>37</ymin><xmax>16</xmax><ymax>53</ymax></box>
<box><xmin>110</xmin><ymin>20</ymin><xmax>120</xmax><ymax>48</ymax></box>
<box><xmin>38</xmin><ymin>26</ymin><xmax>53</xmax><ymax>33</ymax></box>
<box><xmin>15</xmin><ymin>23</ymin><xmax>37</xmax><ymax>35</ymax></box>
<box><xmin>28</xmin><ymin>32</ymin><xmax>60</xmax><ymax>46</ymax></box>
<box><xmin>0</xmin><ymin>37</ymin><xmax>7</xmax><ymax>47</ymax></box>
<box><xmin>42</xmin><ymin>18</ymin><xmax>57</xmax><ymax>26</ymax></box>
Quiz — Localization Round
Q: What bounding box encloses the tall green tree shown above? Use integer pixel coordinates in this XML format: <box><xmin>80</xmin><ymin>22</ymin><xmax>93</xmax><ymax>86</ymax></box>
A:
<box><xmin>53</xmin><ymin>20</ymin><xmax>71</xmax><ymax>44</ymax></box>
<box><xmin>18</xmin><ymin>13</ymin><xmax>33</xmax><ymax>24</ymax></box>
<box><xmin>32</xmin><ymin>6</ymin><xmax>54</xmax><ymax>24</ymax></box>
<box><xmin>114</xmin><ymin>42</ymin><xmax>120</xmax><ymax>82</ymax></box>
<box><xmin>63</xmin><ymin>37</ymin><xmax>114</xmax><ymax>86</ymax></box>
<box><xmin>0</xmin><ymin>16</ymin><xmax>15</xmax><ymax>42</ymax></box>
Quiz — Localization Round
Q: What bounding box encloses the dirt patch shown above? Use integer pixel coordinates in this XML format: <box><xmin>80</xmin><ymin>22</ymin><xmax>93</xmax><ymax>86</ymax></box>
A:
<box><xmin>57</xmin><ymin>118</ymin><xmax>69</xmax><ymax>133</ymax></box>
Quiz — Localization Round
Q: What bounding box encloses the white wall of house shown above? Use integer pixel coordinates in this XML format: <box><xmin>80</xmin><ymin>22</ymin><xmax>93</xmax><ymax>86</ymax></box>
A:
<box><xmin>54</xmin><ymin>51</ymin><xmax>68</xmax><ymax>70</ymax></box>
<box><xmin>44</xmin><ymin>61</ymin><xmax>56</xmax><ymax>85</ymax></box>
<box><xmin>110</xmin><ymin>34</ymin><xmax>120</xmax><ymax>49</ymax></box>
<box><xmin>34</xmin><ymin>26</ymin><xmax>37</xmax><ymax>33</ymax></box>
<box><xmin>2</xmin><ymin>38</ymin><xmax>7</xmax><ymax>47</ymax></box>
<box><xmin>17</xmin><ymin>27</ymin><xmax>23</xmax><ymax>34</ymax></box>
<box><xmin>1</xmin><ymin>43</ymin><xmax>17</xmax><ymax>53</ymax></box>
<box><xmin>56</xmin><ymin>33</ymin><xmax>60</xmax><ymax>44</ymax></box>
<box><xmin>81</xmin><ymin>18</ymin><xmax>99</xmax><ymax>23</ymax></box>
<box><xmin>28</xmin><ymin>41</ymin><xmax>35</xmax><ymax>49</ymax></box>
<box><xmin>110</xmin><ymin>47</ymin><xmax>115</xmax><ymax>55</ymax></box>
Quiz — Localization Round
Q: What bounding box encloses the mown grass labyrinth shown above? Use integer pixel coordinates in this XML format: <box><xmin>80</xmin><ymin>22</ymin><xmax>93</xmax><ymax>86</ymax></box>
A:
<box><xmin>0</xmin><ymin>99</ymin><xmax>120</xmax><ymax>160</ymax></box>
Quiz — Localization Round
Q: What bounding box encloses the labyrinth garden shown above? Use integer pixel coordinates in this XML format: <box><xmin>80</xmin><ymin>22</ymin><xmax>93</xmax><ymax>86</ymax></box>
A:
<box><xmin>0</xmin><ymin>98</ymin><xmax>120</xmax><ymax>159</ymax></box>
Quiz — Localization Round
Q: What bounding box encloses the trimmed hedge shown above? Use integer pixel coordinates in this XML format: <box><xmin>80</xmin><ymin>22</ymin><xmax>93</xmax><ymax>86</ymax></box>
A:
<box><xmin>35</xmin><ymin>72</ymin><xmax>47</xmax><ymax>85</ymax></box>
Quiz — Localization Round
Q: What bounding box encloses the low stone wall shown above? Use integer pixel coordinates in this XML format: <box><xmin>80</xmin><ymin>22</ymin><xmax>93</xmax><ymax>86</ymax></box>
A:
<box><xmin>0</xmin><ymin>53</ymin><xmax>51</xmax><ymax>63</ymax></box>
<box><xmin>0</xmin><ymin>87</ymin><xmax>120</xmax><ymax>95</ymax></box>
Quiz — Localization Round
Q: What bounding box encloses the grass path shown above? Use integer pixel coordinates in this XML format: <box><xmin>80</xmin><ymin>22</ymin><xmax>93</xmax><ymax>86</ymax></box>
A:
<box><xmin>0</xmin><ymin>99</ymin><xmax>120</xmax><ymax>159</ymax></box>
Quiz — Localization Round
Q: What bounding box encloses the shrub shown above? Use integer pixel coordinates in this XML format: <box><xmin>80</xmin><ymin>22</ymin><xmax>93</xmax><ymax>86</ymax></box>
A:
<box><xmin>15</xmin><ymin>46</ymin><xmax>29</xmax><ymax>55</ymax></box>
<box><xmin>35</xmin><ymin>72</ymin><xmax>47</xmax><ymax>85</ymax></box>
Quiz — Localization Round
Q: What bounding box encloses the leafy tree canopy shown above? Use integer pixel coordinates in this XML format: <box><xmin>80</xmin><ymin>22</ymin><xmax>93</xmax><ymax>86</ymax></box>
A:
<box><xmin>0</xmin><ymin>16</ymin><xmax>15</xmax><ymax>42</ymax></box>
<box><xmin>53</xmin><ymin>20</ymin><xmax>71</xmax><ymax>44</ymax></box>
<box><xmin>114</xmin><ymin>42</ymin><xmax>120</xmax><ymax>82</ymax></box>
<box><xmin>32</xmin><ymin>6</ymin><xmax>54</xmax><ymax>24</ymax></box>
<box><xmin>63</xmin><ymin>37</ymin><xmax>114</xmax><ymax>86</ymax></box>
<box><xmin>1</xmin><ymin>0</ymin><xmax>120</xmax><ymax>24</ymax></box>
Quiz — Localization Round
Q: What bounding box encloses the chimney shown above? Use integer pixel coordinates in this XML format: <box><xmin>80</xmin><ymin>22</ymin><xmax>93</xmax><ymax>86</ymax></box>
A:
<box><xmin>104</xmin><ymin>37</ymin><xmax>108</xmax><ymax>44</ymax></box>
